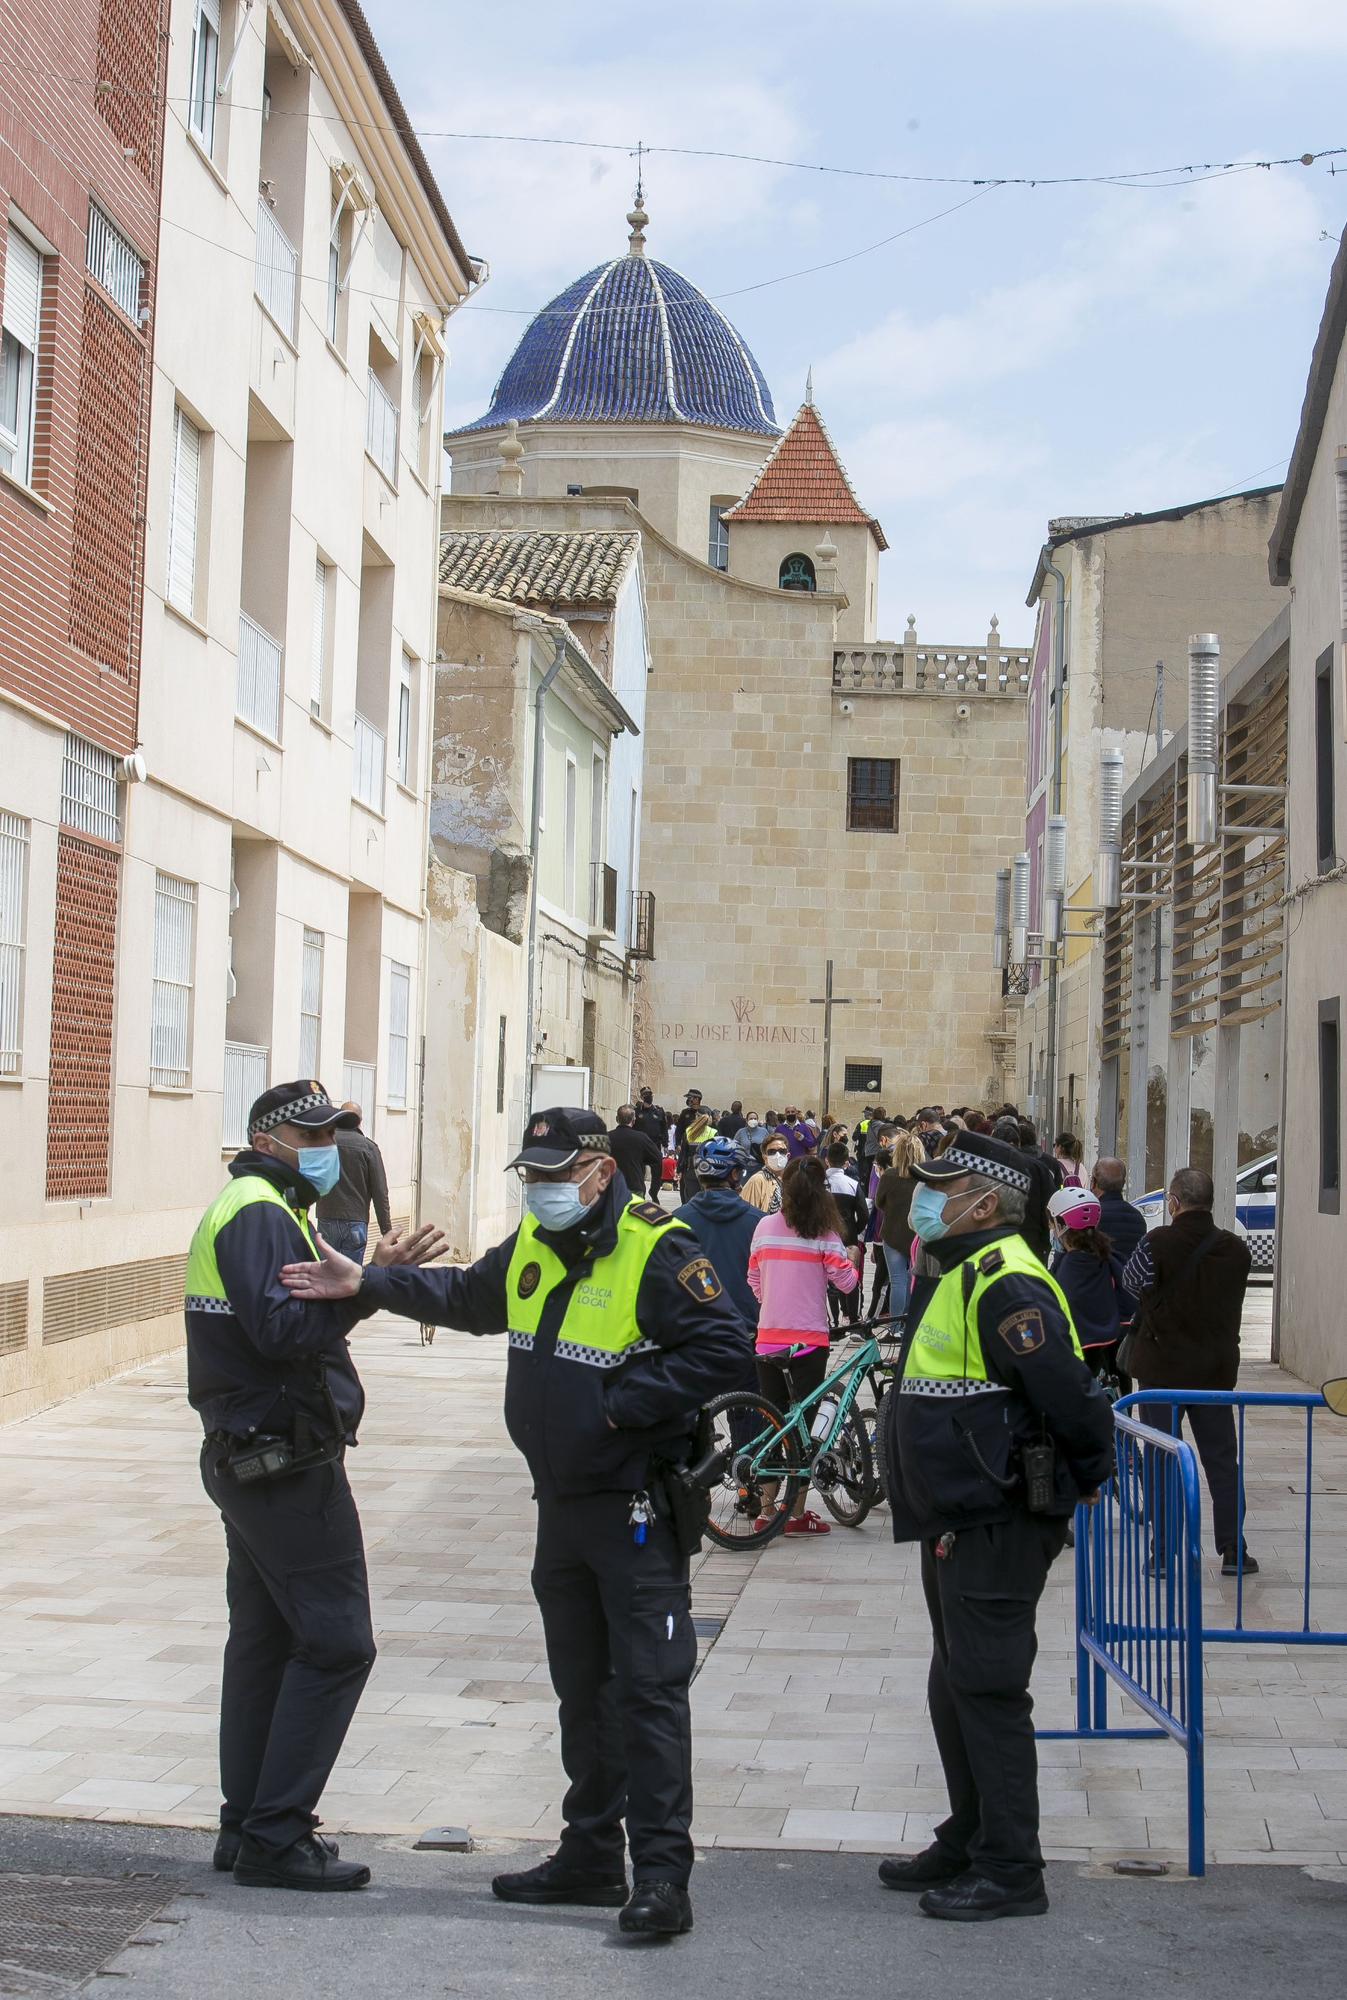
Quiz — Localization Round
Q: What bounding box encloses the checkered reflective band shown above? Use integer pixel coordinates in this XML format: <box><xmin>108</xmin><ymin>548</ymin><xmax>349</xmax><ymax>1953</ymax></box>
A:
<box><xmin>899</xmin><ymin>1378</ymin><xmax>1010</xmax><ymax>1398</ymax></box>
<box><xmin>942</xmin><ymin>1146</ymin><xmax>1032</xmax><ymax>1193</ymax></box>
<box><xmin>251</xmin><ymin>1090</ymin><xmax>333</xmax><ymax>1135</ymax></box>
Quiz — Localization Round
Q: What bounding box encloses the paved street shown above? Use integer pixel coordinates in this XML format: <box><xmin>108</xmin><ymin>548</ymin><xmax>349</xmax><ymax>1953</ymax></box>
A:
<box><xmin>1</xmin><ymin>1813</ymin><xmax>1345</xmax><ymax>2000</ymax></box>
<box><xmin>2</xmin><ymin>1286</ymin><xmax>1347</xmax><ymax>1871</ymax></box>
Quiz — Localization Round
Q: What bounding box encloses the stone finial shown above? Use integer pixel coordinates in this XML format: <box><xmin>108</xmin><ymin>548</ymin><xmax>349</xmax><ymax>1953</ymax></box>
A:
<box><xmin>815</xmin><ymin>530</ymin><xmax>839</xmax><ymax>592</ymax></box>
<box><xmin>627</xmin><ymin>200</ymin><xmax>649</xmax><ymax>256</ymax></box>
<box><xmin>805</xmin><ymin>365</ymin><xmax>814</xmax><ymax>407</ymax></box>
<box><xmin>497</xmin><ymin>418</ymin><xmax>524</xmax><ymax>497</ymax></box>
<box><xmin>906</xmin><ymin>612</ymin><xmax>917</xmax><ymax>632</ymax></box>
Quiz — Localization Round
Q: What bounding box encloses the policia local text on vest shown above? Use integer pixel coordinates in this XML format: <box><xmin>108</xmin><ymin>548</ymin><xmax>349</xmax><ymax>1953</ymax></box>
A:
<box><xmin>304</xmin><ymin>1106</ymin><xmax>753</xmax><ymax>1939</ymax></box>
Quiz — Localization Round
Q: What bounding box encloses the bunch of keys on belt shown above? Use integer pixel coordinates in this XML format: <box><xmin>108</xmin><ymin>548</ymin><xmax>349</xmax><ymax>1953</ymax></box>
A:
<box><xmin>629</xmin><ymin>1490</ymin><xmax>655</xmax><ymax>1546</ymax></box>
<box><xmin>935</xmin><ymin>1530</ymin><xmax>956</xmax><ymax>1561</ymax></box>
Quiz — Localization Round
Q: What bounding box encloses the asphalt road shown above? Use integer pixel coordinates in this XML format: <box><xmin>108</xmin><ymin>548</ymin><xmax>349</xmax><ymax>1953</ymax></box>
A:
<box><xmin>0</xmin><ymin>1816</ymin><xmax>1344</xmax><ymax>1999</ymax></box>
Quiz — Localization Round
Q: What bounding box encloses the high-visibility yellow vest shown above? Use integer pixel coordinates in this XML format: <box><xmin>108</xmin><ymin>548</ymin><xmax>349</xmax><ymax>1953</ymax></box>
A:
<box><xmin>902</xmin><ymin>1233</ymin><xmax>1083</xmax><ymax>1391</ymax></box>
<box><xmin>505</xmin><ymin>1197</ymin><xmax>689</xmax><ymax>1367</ymax></box>
<box><xmin>185</xmin><ymin>1175</ymin><xmax>317</xmax><ymax>1314</ymax></box>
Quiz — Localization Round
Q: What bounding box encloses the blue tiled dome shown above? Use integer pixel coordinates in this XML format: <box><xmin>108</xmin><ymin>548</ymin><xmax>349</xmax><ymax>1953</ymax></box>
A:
<box><xmin>458</xmin><ymin>242</ymin><xmax>778</xmax><ymax>438</ymax></box>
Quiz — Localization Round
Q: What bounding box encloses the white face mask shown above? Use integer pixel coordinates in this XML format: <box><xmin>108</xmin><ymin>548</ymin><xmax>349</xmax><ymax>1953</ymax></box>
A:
<box><xmin>764</xmin><ymin>1152</ymin><xmax>788</xmax><ymax>1174</ymax></box>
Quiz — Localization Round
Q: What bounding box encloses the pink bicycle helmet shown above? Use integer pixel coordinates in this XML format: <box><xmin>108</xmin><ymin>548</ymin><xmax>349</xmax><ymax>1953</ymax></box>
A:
<box><xmin>1047</xmin><ymin>1186</ymin><xmax>1102</xmax><ymax>1232</ymax></box>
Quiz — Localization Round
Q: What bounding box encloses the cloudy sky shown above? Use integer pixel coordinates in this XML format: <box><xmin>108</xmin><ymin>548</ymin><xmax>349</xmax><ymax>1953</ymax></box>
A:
<box><xmin>371</xmin><ymin>0</ymin><xmax>1345</xmax><ymax>639</ymax></box>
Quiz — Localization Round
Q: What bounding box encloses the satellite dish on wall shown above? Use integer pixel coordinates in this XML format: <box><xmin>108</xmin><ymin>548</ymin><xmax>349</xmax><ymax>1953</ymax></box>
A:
<box><xmin>120</xmin><ymin>749</ymin><xmax>147</xmax><ymax>784</ymax></box>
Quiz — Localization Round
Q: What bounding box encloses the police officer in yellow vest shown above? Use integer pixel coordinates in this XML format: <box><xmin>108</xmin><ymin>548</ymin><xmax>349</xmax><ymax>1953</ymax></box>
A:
<box><xmin>877</xmin><ymin>1130</ymin><xmax>1114</xmax><ymax>1922</ymax></box>
<box><xmin>187</xmin><ymin>1079</ymin><xmax>442</xmax><ymax>1894</ymax></box>
<box><xmin>281</xmin><ymin>1105</ymin><xmax>752</xmax><ymax>1940</ymax></box>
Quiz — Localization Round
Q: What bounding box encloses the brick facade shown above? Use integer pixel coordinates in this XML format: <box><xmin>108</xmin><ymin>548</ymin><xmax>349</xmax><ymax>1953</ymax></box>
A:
<box><xmin>0</xmin><ymin>0</ymin><xmax>166</xmax><ymax>750</ymax></box>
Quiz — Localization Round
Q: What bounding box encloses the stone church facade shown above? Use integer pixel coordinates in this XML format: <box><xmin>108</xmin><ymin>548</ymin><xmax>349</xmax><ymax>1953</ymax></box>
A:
<box><xmin>445</xmin><ymin>204</ymin><xmax>1029</xmax><ymax>1118</ymax></box>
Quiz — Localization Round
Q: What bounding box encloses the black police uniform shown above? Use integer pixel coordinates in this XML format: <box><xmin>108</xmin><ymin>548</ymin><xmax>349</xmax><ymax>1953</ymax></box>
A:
<box><xmin>353</xmin><ymin>1160</ymin><xmax>752</xmax><ymax>1890</ymax></box>
<box><xmin>188</xmin><ymin>1119</ymin><xmax>374</xmax><ymax>1863</ymax></box>
<box><xmin>882</xmin><ymin>1214</ymin><xmax>1115</xmax><ymax>1898</ymax></box>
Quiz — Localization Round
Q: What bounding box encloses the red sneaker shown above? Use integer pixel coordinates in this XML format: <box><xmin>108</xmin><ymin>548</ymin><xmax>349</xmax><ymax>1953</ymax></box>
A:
<box><xmin>783</xmin><ymin>1509</ymin><xmax>832</xmax><ymax>1535</ymax></box>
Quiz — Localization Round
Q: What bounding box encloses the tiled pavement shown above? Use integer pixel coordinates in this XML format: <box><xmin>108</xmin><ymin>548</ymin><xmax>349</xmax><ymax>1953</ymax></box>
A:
<box><xmin>2</xmin><ymin>1286</ymin><xmax>1347</xmax><ymax>1866</ymax></box>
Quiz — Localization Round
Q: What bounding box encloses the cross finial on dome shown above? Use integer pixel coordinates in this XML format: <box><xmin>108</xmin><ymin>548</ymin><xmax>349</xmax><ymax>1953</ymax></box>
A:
<box><xmin>627</xmin><ymin>142</ymin><xmax>648</xmax><ymax>255</ymax></box>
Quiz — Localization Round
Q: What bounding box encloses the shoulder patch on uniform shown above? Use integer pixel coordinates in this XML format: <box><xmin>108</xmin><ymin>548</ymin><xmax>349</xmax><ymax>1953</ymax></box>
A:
<box><xmin>676</xmin><ymin>1255</ymin><xmax>723</xmax><ymax>1302</ymax></box>
<box><xmin>629</xmin><ymin>1201</ymin><xmax>670</xmax><ymax>1225</ymax></box>
<box><xmin>997</xmin><ymin>1306</ymin><xmax>1045</xmax><ymax>1355</ymax></box>
<box><xmin>978</xmin><ymin>1247</ymin><xmax>1006</xmax><ymax>1276</ymax></box>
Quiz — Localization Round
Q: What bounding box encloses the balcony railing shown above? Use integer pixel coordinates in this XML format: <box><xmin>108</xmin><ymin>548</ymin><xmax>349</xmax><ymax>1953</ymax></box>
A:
<box><xmin>366</xmin><ymin>371</ymin><xmax>398</xmax><ymax>482</ymax></box>
<box><xmin>223</xmin><ymin>1041</ymin><xmax>268</xmax><ymax>1149</ymax></box>
<box><xmin>255</xmin><ymin>198</ymin><xmax>298</xmax><ymax>341</ymax></box>
<box><xmin>630</xmin><ymin>888</ymin><xmax>656</xmax><ymax>961</ymax></box>
<box><xmin>353</xmin><ymin>711</ymin><xmax>386</xmax><ymax>812</ymax></box>
<box><xmin>237</xmin><ymin>612</ymin><xmax>283</xmax><ymax>739</ymax></box>
<box><xmin>832</xmin><ymin>619</ymin><xmax>1031</xmax><ymax>698</ymax></box>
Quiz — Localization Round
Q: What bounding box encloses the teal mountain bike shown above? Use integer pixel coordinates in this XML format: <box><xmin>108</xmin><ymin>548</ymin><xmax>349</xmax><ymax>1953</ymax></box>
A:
<box><xmin>694</xmin><ymin>1317</ymin><xmax>903</xmax><ymax>1550</ymax></box>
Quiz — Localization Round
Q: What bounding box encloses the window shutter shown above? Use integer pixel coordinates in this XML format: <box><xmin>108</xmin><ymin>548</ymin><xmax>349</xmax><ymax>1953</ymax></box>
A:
<box><xmin>198</xmin><ymin>0</ymin><xmax>221</xmax><ymax>29</ymax></box>
<box><xmin>0</xmin><ymin>811</ymin><xmax>28</xmax><ymax>1076</ymax></box>
<box><xmin>298</xmin><ymin>927</ymin><xmax>323</xmax><ymax>1074</ymax></box>
<box><xmin>3</xmin><ymin>228</ymin><xmax>42</xmax><ymax>350</ymax></box>
<box><xmin>151</xmin><ymin>873</ymin><xmax>195</xmax><ymax>1087</ymax></box>
<box><xmin>311</xmin><ymin>560</ymin><xmax>328</xmax><ymax>710</ymax></box>
<box><xmin>388</xmin><ymin>961</ymin><xmax>410</xmax><ymax>1106</ymax></box>
<box><xmin>167</xmin><ymin>408</ymin><xmax>200</xmax><ymax>613</ymax></box>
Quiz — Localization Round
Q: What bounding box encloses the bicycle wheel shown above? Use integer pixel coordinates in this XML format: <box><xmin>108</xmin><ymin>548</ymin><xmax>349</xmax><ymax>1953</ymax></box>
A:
<box><xmin>815</xmin><ymin>1408</ymin><xmax>876</xmax><ymax>1527</ymax></box>
<box><xmin>696</xmin><ymin>1392</ymin><xmax>802</xmax><ymax>1550</ymax></box>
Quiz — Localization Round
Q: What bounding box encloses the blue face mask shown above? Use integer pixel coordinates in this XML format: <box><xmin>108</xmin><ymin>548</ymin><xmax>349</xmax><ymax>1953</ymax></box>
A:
<box><xmin>524</xmin><ymin>1168</ymin><xmax>601</xmax><ymax>1234</ymax></box>
<box><xmin>910</xmin><ymin>1184</ymin><xmax>952</xmax><ymax>1243</ymax></box>
<box><xmin>277</xmin><ymin>1139</ymin><xmax>341</xmax><ymax>1197</ymax></box>
<box><xmin>911</xmin><ymin>1183</ymin><xmax>985</xmax><ymax>1243</ymax></box>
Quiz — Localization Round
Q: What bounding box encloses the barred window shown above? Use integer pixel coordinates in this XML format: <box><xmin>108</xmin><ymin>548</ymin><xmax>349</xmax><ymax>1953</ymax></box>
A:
<box><xmin>87</xmin><ymin>205</ymin><xmax>144</xmax><ymax>321</ymax></box>
<box><xmin>150</xmin><ymin>873</ymin><xmax>195</xmax><ymax>1087</ymax></box>
<box><xmin>844</xmin><ymin>1060</ymin><xmax>882</xmax><ymax>1094</ymax></box>
<box><xmin>60</xmin><ymin>734</ymin><xmax>120</xmax><ymax>843</ymax></box>
<box><xmin>846</xmin><ymin>757</ymin><xmax>899</xmax><ymax>833</ymax></box>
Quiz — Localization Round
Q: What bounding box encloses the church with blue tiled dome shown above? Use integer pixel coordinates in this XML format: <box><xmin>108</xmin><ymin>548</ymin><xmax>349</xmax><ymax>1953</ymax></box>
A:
<box><xmin>458</xmin><ymin>203</ymin><xmax>778</xmax><ymax>438</ymax></box>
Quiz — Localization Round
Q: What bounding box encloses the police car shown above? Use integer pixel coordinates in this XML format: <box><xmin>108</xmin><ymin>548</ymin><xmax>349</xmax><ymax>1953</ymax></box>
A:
<box><xmin>1134</xmin><ymin>1152</ymin><xmax>1277</xmax><ymax>1274</ymax></box>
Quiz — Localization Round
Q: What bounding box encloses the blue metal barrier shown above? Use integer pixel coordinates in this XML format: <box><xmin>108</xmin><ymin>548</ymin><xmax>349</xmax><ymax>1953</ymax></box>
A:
<box><xmin>1116</xmin><ymin>1390</ymin><xmax>1347</xmax><ymax>1647</ymax></box>
<box><xmin>1039</xmin><ymin>1407</ymin><xmax>1208</xmax><ymax>1875</ymax></box>
<box><xmin>1043</xmin><ymin>1388</ymin><xmax>1346</xmax><ymax>1876</ymax></box>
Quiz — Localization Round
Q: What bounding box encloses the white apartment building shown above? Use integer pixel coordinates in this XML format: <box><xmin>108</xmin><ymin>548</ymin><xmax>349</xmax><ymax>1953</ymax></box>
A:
<box><xmin>1</xmin><ymin>0</ymin><xmax>481</xmax><ymax>1419</ymax></box>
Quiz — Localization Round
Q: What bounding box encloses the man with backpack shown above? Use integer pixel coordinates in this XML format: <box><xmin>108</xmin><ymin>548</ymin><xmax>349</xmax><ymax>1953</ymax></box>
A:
<box><xmin>1120</xmin><ymin>1167</ymin><xmax>1255</xmax><ymax>1574</ymax></box>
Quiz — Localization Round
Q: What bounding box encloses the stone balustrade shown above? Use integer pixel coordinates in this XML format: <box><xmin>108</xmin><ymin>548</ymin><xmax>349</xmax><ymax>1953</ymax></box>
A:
<box><xmin>833</xmin><ymin>615</ymin><xmax>1030</xmax><ymax>697</ymax></box>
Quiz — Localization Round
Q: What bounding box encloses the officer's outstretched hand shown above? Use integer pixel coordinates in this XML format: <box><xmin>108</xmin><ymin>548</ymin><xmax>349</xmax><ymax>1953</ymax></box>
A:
<box><xmin>281</xmin><ymin>1237</ymin><xmax>364</xmax><ymax>1299</ymax></box>
<box><xmin>371</xmin><ymin>1223</ymin><xmax>447</xmax><ymax>1268</ymax></box>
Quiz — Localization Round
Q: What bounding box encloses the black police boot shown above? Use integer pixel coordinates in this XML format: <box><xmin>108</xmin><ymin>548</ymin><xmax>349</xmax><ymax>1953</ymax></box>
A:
<box><xmin>215</xmin><ymin>1827</ymin><xmax>339</xmax><ymax>1873</ymax></box>
<box><xmin>877</xmin><ymin>1844</ymin><xmax>968</xmax><ymax>1892</ymax></box>
<box><xmin>233</xmin><ymin>1832</ymin><xmax>370</xmax><ymax>1892</ymax></box>
<box><xmin>919</xmin><ymin>1873</ymin><xmax>1049</xmax><ymax>1922</ymax></box>
<box><xmin>1221</xmin><ymin>1547</ymin><xmax>1259</xmax><ymax>1576</ymax></box>
<box><xmin>619</xmin><ymin>1881</ymin><xmax>694</xmax><ymax>1938</ymax></box>
<box><xmin>491</xmin><ymin>1855</ymin><xmax>628</xmax><ymax>1907</ymax></box>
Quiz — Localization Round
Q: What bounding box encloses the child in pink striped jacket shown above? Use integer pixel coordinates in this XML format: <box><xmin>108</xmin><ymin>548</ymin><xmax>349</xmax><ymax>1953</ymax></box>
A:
<box><xmin>747</xmin><ymin>1157</ymin><xmax>860</xmax><ymax>1536</ymax></box>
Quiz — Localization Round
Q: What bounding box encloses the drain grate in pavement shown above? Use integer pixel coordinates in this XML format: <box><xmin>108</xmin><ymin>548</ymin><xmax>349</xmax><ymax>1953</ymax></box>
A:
<box><xmin>0</xmin><ymin>1873</ymin><xmax>179</xmax><ymax>1994</ymax></box>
